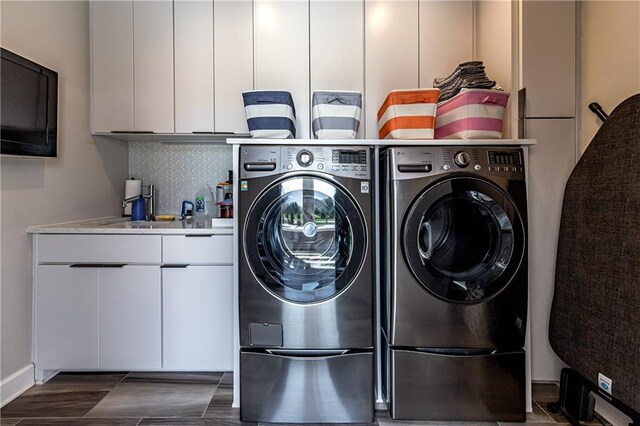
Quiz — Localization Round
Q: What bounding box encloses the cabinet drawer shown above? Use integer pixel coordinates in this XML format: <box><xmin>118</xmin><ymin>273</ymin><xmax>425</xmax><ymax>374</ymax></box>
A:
<box><xmin>162</xmin><ymin>235</ymin><xmax>233</xmax><ymax>265</ymax></box>
<box><xmin>37</xmin><ymin>235</ymin><xmax>161</xmax><ymax>263</ymax></box>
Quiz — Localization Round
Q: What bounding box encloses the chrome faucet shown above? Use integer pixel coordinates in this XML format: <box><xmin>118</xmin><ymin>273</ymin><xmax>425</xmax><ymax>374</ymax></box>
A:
<box><xmin>122</xmin><ymin>184</ymin><xmax>155</xmax><ymax>221</ymax></box>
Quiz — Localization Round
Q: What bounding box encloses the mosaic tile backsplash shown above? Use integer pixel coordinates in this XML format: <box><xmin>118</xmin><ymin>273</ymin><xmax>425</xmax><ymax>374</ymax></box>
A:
<box><xmin>129</xmin><ymin>142</ymin><xmax>233</xmax><ymax>216</ymax></box>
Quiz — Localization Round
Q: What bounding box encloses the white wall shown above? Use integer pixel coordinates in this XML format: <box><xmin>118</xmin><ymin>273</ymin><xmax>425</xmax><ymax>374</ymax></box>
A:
<box><xmin>0</xmin><ymin>1</ymin><xmax>128</xmax><ymax>382</ymax></box>
<box><xmin>580</xmin><ymin>0</ymin><xmax>640</xmax><ymax>152</ymax></box>
<box><xmin>474</xmin><ymin>0</ymin><xmax>514</xmax><ymax>136</ymax></box>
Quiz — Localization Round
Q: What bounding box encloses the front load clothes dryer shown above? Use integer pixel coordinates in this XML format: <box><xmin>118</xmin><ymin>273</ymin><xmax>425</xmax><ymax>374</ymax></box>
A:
<box><xmin>238</xmin><ymin>145</ymin><xmax>374</xmax><ymax>424</ymax></box>
<box><xmin>380</xmin><ymin>146</ymin><xmax>528</xmax><ymax>422</ymax></box>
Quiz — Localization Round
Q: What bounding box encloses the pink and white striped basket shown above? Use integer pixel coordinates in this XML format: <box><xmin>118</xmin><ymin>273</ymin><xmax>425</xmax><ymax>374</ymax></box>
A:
<box><xmin>434</xmin><ymin>89</ymin><xmax>510</xmax><ymax>139</ymax></box>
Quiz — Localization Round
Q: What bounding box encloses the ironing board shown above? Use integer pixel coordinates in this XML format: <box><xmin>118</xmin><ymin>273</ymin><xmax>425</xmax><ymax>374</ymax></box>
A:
<box><xmin>549</xmin><ymin>94</ymin><xmax>640</xmax><ymax>423</ymax></box>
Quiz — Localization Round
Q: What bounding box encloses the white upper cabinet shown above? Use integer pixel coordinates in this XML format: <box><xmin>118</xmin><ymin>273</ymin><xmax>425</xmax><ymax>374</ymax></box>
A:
<box><xmin>90</xmin><ymin>1</ymin><xmax>134</xmax><ymax>133</ymax></box>
<box><xmin>174</xmin><ymin>0</ymin><xmax>215</xmax><ymax>133</ymax></box>
<box><xmin>310</xmin><ymin>0</ymin><xmax>365</xmax><ymax>138</ymax></box>
<box><xmin>364</xmin><ymin>0</ymin><xmax>419</xmax><ymax>139</ymax></box>
<box><xmin>254</xmin><ymin>0</ymin><xmax>310</xmax><ymax>139</ymax></box>
<box><xmin>521</xmin><ymin>0</ymin><xmax>576</xmax><ymax>117</ymax></box>
<box><xmin>214</xmin><ymin>0</ymin><xmax>253</xmax><ymax>134</ymax></box>
<box><xmin>133</xmin><ymin>1</ymin><xmax>175</xmax><ymax>133</ymax></box>
<box><xmin>419</xmin><ymin>0</ymin><xmax>473</xmax><ymax>88</ymax></box>
<box><xmin>90</xmin><ymin>0</ymin><xmax>520</xmax><ymax>139</ymax></box>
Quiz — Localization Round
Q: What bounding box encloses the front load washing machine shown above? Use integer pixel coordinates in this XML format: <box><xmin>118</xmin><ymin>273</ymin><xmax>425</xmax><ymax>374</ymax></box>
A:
<box><xmin>380</xmin><ymin>146</ymin><xmax>528</xmax><ymax>422</ymax></box>
<box><xmin>238</xmin><ymin>145</ymin><xmax>374</xmax><ymax>423</ymax></box>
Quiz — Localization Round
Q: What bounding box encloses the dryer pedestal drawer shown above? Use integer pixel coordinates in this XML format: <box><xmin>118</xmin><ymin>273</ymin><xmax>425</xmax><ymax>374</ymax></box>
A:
<box><xmin>240</xmin><ymin>350</ymin><xmax>374</xmax><ymax>423</ymax></box>
<box><xmin>388</xmin><ymin>348</ymin><xmax>525</xmax><ymax>422</ymax></box>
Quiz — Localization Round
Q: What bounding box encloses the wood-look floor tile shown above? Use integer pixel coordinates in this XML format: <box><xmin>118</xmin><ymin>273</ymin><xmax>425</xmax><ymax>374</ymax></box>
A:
<box><xmin>203</xmin><ymin>388</ymin><xmax>233</xmax><ymax>418</ymax></box>
<box><xmin>378</xmin><ymin>420</ymin><xmax>497</xmax><ymax>425</ymax></box>
<box><xmin>531</xmin><ymin>383</ymin><xmax>560</xmax><ymax>405</ymax></box>
<box><xmin>0</xmin><ymin>419</ymin><xmax>21</xmax><ymax>426</ymax></box>
<box><xmin>42</xmin><ymin>373</ymin><xmax>128</xmax><ymax>390</ymax></box>
<box><xmin>123</xmin><ymin>372</ymin><xmax>223</xmax><ymax>386</ymax></box>
<box><xmin>86</xmin><ymin>382</ymin><xmax>216</xmax><ymax>418</ymax></box>
<box><xmin>16</xmin><ymin>418</ymin><xmax>141</xmax><ymax>425</ymax></box>
<box><xmin>0</xmin><ymin>389</ymin><xmax>109</xmax><ymax>418</ymax></box>
<box><xmin>498</xmin><ymin>402</ymin><xmax>555</xmax><ymax>425</ymax></box>
<box><xmin>219</xmin><ymin>373</ymin><xmax>233</xmax><ymax>386</ymax></box>
<box><xmin>140</xmin><ymin>418</ymin><xmax>255</xmax><ymax>425</ymax></box>
<box><xmin>376</xmin><ymin>410</ymin><xmax>391</xmax><ymax>419</ymax></box>
<box><xmin>258</xmin><ymin>422</ymin><xmax>377</xmax><ymax>425</ymax></box>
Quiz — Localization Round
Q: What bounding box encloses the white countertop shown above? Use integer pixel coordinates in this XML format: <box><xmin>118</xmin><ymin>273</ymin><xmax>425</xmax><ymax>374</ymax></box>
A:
<box><xmin>226</xmin><ymin>138</ymin><xmax>536</xmax><ymax>146</ymax></box>
<box><xmin>27</xmin><ymin>216</ymin><xmax>233</xmax><ymax>235</ymax></box>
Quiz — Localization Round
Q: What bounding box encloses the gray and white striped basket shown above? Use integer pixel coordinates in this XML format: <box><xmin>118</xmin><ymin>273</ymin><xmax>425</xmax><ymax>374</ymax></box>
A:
<box><xmin>312</xmin><ymin>91</ymin><xmax>362</xmax><ymax>139</ymax></box>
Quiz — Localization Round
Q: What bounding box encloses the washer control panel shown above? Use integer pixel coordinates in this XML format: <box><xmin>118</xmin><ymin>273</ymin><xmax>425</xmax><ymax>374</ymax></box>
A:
<box><xmin>283</xmin><ymin>147</ymin><xmax>370</xmax><ymax>179</ymax></box>
<box><xmin>240</xmin><ymin>146</ymin><xmax>370</xmax><ymax>179</ymax></box>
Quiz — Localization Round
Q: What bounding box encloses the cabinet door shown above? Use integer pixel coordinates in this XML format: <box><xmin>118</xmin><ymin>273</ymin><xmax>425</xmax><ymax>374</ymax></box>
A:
<box><xmin>310</xmin><ymin>0</ymin><xmax>364</xmax><ymax>138</ymax></box>
<box><xmin>175</xmin><ymin>0</ymin><xmax>214</xmax><ymax>133</ymax></box>
<box><xmin>364</xmin><ymin>0</ymin><xmax>419</xmax><ymax>139</ymax></box>
<box><xmin>133</xmin><ymin>0</ymin><xmax>174</xmax><ymax>133</ymax></box>
<box><xmin>526</xmin><ymin>118</ymin><xmax>576</xmax><ymax>380</ymax></box>
<box><xmin>522</xmin><ymin>0</ymin><xmax>576</xmax><ymax>118</ymax></box>
<box><xmin>419</xmin><ymin>1</ymin><xmax>473</xmax><ymax>88</ymax></box>
<box><xmin>90</xmin><ymin>0</ymin><xmax>134</xmax><ymax>133</ymax></box>
<box><xmin>35</xmin><ymin>265</ymin><xmax>99</xmax><ymax>369</ymax></box>
<box><xmin>255</xmin><ymin>0</ymin><xmax>310</xmax><ymax>138</ymax></box>
<box><xmin>214</xmin><ymin>0</ymin><xmax>253</xmax><ymax>133</ymax></box>
<box><xmin>99</xmin><ymin>266</ymin><xmax>161</xmax><ymax>369</ymax></box>
<box><xmin>162</xmin><ymin>266</ymin><xmax>233</xmax><ymax>370</ymax></box>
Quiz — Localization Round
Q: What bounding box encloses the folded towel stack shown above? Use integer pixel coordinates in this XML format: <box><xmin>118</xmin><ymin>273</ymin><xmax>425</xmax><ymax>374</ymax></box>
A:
<box><xmin>433</xmin><ymin>61</ymin><xmax>502</xmax><ymax>102</ymax></box>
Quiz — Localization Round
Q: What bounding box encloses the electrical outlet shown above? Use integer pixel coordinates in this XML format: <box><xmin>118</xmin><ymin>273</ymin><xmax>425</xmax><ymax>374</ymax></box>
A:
<box><xmin>598</xmin><ymin>373</ymin><xmax>612</xmax><ymax>394</ymax></box>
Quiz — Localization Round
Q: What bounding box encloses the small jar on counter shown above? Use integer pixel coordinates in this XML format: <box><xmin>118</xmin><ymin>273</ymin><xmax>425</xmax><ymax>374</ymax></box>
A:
<box><xmin>219</xmin><ymin>203</ymin><xmax>233</xmax><ymax>218</ymax></box>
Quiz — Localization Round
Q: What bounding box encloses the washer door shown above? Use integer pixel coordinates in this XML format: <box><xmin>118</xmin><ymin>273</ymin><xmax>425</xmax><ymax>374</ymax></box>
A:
<box><xmin>244</xmin><ymin>176</ymin><xmax>366</xmax><ymax>304</ymax></box>
<box><xmin>403</xmin><ymin>176</ymin><xmax>525</xmax><ymax>304</ymax></box>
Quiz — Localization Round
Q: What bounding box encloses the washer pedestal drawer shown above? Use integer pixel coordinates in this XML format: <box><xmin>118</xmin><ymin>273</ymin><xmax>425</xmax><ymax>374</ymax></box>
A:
<box><xmin>388</xmin><ymin>347</ymin><xmax>526</xmax><ymax>422</ymax></box>
<box><xmin>240</xmin><ymin>350</ymin><xmax>374</xmax><ymax>423</ymax></box>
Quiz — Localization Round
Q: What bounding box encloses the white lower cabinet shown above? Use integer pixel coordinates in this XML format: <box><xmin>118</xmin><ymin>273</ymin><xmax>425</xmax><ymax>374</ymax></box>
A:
<box><xmin>162</xmin><ymin>266</ymin><xmax>233</xmax><ymax>370</ymax></box>
<box><xmin>99</xmin><ymin>266</ymin><xmax>162</xmax><ymax>369</ymax></box>
<box><xmin>34</xmin><ymin>233</ymin><xmax>233</xmax><ymax>374</ymax></box>
<box><xmin>35</xmin><ymin>265</ymin><xmax>100</xmax><ymax>370</ymax></box>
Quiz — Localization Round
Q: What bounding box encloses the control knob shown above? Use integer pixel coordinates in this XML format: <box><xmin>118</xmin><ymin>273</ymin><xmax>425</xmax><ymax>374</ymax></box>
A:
<box><xmin>297</xmin><ymin>150</ymin><xmax>314</xmax><ymax>167</ymax></box>
<box><xmin>453</xmin><ymin>151</ymin><xmax>471</xmax><ymax>168</ymax></box>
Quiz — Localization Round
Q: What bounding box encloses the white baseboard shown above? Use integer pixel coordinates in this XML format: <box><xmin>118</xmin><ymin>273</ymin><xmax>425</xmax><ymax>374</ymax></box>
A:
<box><xmin>1</xmin><ymin>364</ymin><xmax>35</xmax><ymax>407</ymax></box>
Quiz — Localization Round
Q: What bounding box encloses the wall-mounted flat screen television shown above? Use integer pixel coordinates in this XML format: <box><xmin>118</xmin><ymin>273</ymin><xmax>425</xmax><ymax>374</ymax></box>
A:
<box><xmin>1</xmin><ymin>48</ymin><xmax>58</xmax><ymax>157</ymax></box>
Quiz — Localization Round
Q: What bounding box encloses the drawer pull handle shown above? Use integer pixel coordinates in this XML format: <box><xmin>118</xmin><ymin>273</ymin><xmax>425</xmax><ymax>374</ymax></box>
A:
<box><xmin>185</xmin><ymin>234</ymin><xmax>215</xmax><ymax>238</ymax></box>
<box><xmin>69</xmin><ymin>263</ymin><xmax>127</xmax><ymax>268</ymax></box>
<box><xmin>161</xmin><ymin>264</ymin><xmax>190</xmax><ymax>268</ymax></box>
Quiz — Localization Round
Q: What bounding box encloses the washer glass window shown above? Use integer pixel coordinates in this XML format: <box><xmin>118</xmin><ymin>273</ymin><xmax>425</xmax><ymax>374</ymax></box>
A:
<box><xmin>404</xmin><ymin>177</ymin><xmax>524</xmax><ymax>304</ymax></box>
<box><xmin>246</xmin><ymin>177</ymin><xmax>366</xmax><ymax>303</ymax></box>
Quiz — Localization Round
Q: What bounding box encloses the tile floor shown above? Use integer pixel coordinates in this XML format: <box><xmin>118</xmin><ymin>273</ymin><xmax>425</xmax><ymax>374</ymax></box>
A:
<box><xmin>0</xmin><ymin>373</ymin><xmax>611</xmax><ymax>426</ymax></box>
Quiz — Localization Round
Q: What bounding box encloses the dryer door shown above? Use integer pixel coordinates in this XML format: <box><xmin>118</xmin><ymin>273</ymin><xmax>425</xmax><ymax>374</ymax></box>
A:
<box><xmin>244</xmin><ymin>176</ymin><xmax>367</xmax><ymax>304</ymax></box>
<box><xmin>403</xmin><ymin>176</ymin><xmax>525</xmax><ymax>304</ymax></box>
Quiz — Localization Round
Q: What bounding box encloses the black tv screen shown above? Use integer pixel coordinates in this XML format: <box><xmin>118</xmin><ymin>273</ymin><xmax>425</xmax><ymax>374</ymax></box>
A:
<box><xmin>1</xmin><ymin>48</ymin><xmax>58</xmax><ymax>157</ymax></box>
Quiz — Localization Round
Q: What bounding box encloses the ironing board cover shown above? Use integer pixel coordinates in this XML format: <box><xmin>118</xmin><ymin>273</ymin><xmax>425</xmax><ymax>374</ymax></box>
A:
<box><xmin>549</xmin><ymin>94</ymin><xmax>640</xmax><ymax>412</ymax></box>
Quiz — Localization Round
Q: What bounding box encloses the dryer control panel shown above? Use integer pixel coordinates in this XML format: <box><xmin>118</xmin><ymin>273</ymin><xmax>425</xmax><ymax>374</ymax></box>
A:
<box><xmin>389</xmin><ymin>146</ymin><xmax>525</xmax><ymax>181</ymax></box>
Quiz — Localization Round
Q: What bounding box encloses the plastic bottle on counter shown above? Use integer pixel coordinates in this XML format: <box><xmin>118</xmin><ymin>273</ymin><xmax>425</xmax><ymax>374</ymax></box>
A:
<box><xmin>194</xmin><ymin>188</ymin><xmax>212</xmax><ymax>217</ymax></box>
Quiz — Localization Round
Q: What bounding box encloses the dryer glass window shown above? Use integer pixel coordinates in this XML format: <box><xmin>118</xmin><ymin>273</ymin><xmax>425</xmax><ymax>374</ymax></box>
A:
<box><xmin>246</xmin><ymin>177</ymin><xmax>366</xmax><ymax>303</ymax></box>
<box><xmin>404</xmin><ymin>177</ymin><xmax>524</xmax><ymax>304</ymax></box>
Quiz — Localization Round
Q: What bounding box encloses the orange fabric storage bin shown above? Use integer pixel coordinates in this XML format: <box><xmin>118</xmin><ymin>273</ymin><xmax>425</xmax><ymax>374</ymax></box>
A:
<box><xmin>377</xmin><ymin>89</ymin><xmax>440</xmax><ymax>139</ymax></box>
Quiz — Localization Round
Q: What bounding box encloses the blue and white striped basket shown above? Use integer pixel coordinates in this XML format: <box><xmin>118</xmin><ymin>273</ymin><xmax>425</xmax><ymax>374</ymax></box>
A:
<box><xmin>242</xmin><ymin>91</ymin><xmax>296</xmax><ymax>139</ymax></box>
<box><xmin>312</xmin><ymin>91</ymin><xmax>362</xmax><ymax>139</ymax></box>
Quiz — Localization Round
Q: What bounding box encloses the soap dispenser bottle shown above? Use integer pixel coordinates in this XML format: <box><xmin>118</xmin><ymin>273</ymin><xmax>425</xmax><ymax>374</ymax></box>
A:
<box><xmin>194</xmin><ymin>188</ymin><xmax>211</xmax><ymax>217</ymax></box>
